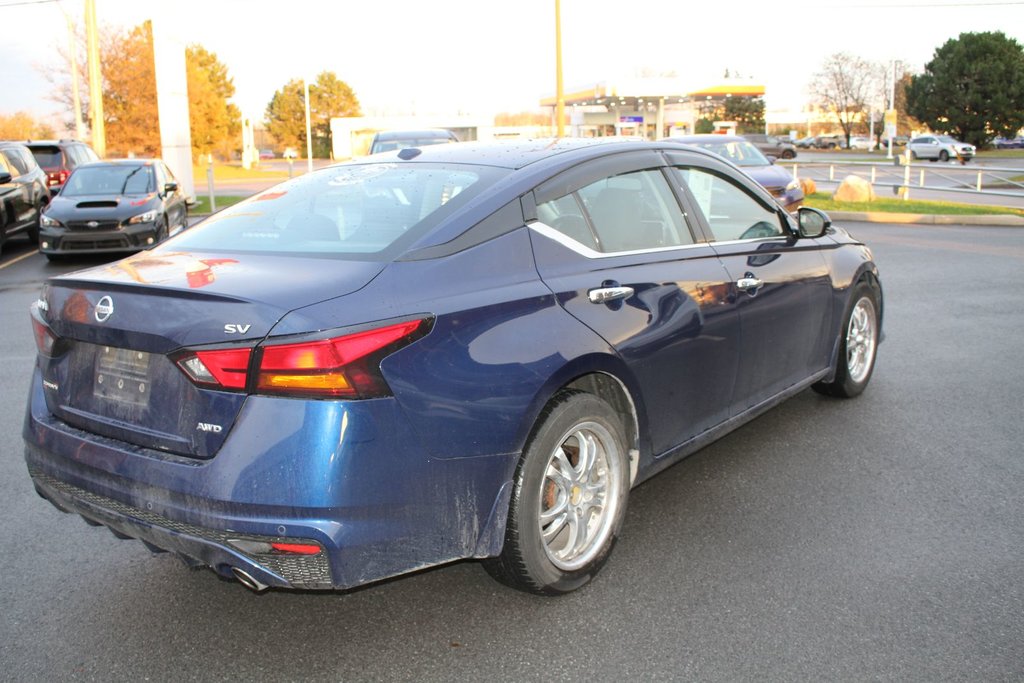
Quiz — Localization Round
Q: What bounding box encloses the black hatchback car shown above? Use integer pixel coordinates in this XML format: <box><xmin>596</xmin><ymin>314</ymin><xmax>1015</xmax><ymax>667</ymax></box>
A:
<box><xmin>0</xmin><ymin>141</ymin><xmax>50</xmax><ymax>255</ymax></box>
<box><xmin>39</xmin><ymin>159</ymin><xmax>187</xmax><ymax>260</ymax></box>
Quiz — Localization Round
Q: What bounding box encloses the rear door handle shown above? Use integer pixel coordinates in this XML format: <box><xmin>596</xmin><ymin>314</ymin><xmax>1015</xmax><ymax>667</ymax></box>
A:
<box><xmin>588</xmin><ymin>286</ymin><xmax>634</xmax><ymax>304</ymax></box>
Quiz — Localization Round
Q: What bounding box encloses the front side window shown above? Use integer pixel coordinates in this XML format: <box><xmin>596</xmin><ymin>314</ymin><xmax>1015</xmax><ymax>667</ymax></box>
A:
<box><xmin>673</xmin><ymin>167</ymin><xmax>784</xmax><ymax>242</ymax></box>
<box><xmin>537</xmin><ymin>169</ymin><xmax>693</xmax><ymax>253</ymax></box>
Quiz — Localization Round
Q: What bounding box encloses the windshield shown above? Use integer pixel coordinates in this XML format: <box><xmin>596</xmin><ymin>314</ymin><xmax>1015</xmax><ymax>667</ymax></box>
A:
<box><xmin>689</xmin><ymin>140</ymin><xmax>769</xmax><ymax>167</ymax></box>
<box><xmin>170</xmin><ymin>162</ymin><xmax>507</xmax><ymax>258</ymax></box>
<box><xmin>63</xmin><ymin>165</ymin><xmax>154</xmax><ymax>196</ymax></box>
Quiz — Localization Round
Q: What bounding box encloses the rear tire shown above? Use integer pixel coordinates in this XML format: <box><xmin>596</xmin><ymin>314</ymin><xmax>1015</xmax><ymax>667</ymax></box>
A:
<box><xmin>483</xmin><ymin>391</ymin><xmax>630</xmax><ymax>595</ymax></box>
<box><xmin>813</xmin><ymin>281</ymin><xmax>880</xmax><ymax>398</ymax></box>
<box><xmin>939</xmin><ymin>150</ymin><xmax>949</xmax><ymax>162</ymax></box>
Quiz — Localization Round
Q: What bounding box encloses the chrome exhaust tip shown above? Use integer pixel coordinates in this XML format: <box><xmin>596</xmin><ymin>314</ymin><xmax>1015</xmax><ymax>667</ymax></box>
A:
<box><xmin>231</xmin><ymin>567</ymin><xmax>269</xmax><ymax>593</ymax></box>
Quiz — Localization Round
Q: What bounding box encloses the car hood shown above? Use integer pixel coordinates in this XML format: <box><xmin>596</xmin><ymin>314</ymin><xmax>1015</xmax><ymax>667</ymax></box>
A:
<box><xmin>47</xmin><ymin>193</ymin><xmax>159</xmax><ymax>221</ymax></box>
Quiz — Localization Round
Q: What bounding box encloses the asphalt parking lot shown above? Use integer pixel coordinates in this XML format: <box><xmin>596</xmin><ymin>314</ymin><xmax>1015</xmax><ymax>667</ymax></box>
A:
<box><xmin>0</xmin><ymin>221</ymin><xmax>1021</xmax><ymax>681</ymax></box>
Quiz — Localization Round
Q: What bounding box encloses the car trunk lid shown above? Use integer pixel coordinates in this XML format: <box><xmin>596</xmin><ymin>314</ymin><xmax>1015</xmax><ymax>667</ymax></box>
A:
<box><xmin>37</xmin><ymin>250</ymin><xmax>384</xmax><ymax>458</ymax></box>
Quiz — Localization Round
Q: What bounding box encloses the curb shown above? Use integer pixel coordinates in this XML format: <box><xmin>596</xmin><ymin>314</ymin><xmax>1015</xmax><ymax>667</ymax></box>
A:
<box><xmin>827</xmin><ymin>211</ymin><xmax>1024</xmax><ymax>227</ymax></box>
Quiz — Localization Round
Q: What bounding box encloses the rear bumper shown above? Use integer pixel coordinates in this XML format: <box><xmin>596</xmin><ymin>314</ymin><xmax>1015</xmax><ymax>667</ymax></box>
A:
<box><xmin>29</xmin><ymin>467</ymin><xmax>331</xmax><ymax>589</ymax></box>
<box><xmin>23</xmin><ymin>368</ymin><xmax>516</xmax><ymax>591</ymax></box>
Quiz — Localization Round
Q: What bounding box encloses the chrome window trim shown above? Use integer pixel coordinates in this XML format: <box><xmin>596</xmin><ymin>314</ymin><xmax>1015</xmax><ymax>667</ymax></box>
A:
<box><xmin>529</xmin><ymin>221</ymin><xmax>709</xmax><ymax>259</ymax></box>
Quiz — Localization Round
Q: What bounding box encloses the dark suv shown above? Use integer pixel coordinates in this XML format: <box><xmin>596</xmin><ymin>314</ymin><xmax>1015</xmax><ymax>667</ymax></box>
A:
<box><xmin>23</xmin><ymin>139</ymin><xmax>99</xmax><ymax>196</ymax></box>
<box><xmin>742</xmin><ymin>134</ymin><xmax>797</xmax><ymax>160</ymax></box>
<box><xmin>0</xmin><ymin>141</ymin><xmax>50</xmax><ymax>254</ymax></box>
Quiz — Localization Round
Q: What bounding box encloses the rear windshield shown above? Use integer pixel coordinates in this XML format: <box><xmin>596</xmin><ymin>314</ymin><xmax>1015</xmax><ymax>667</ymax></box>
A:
<box><xmin>688</xmin><ymin>140</ymin><xmax>769</xmax><ymax>167</ymax></box>
<box><xmin>28</xmin><ymin>147</ymin><xmax>62</xmax><ymax>168</ymax></box>
<box><xmin>371</xmin><ymin>137</ymin><xmax>455</xmax><ymax>154</ymax></box>
<box><xmin>64</xmin><ymin>165</ymin><xmax>154</xmax><ymax>196</ymax></box>
<box><xmin>171</xmin><ymin>162</ymin><xmax>507</xmax><ymax>259</ymax></box>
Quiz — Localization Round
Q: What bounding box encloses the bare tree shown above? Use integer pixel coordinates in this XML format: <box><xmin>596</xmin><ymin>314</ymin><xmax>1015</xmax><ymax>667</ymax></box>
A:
<box><xmin>809</xmin><ymin>53</ymin><xmax>878</xmax><ymax>147</ymax></box>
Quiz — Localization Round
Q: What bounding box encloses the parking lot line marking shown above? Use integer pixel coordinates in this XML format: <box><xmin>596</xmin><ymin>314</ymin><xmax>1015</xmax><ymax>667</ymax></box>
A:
<box><xmin>0</xmin><ymin>250</ymin><xmax>38</xmax><ymax>271</ymax></box>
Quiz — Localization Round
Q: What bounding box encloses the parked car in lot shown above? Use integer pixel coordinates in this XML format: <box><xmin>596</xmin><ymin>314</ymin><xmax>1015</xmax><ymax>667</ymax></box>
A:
<box><xmin>24</xmin><ymin>139</ymin><xmax>882</xmax><ymax>595</ymax></box>
<box><xmin>742</xmin><ymin>133</ymin><xmax>797</xmax><ymax>159</ymax></box>
<box><xmin>38</xmin><ymin>158</ymin><xmax>187</xmax><ymax>260</ymax></box>
<box><xmin>848</xmin><ymin>136</ymin><xmax>876</xmax><ymax>151</ymax></box>
<box><xmin>813</xmin><ymin>135</ymin><xmax>845</xmax><ymax>150</ymax></box>
<box><xmin>993</xmin><ymin>136</ymin><xmax>1024</xmax><ymax>149</ymax></box>
<box><xmin>665</xmin><ymin>134</ymin><xmax>804</xmax><ymax>211</ymax></box>
<box><xmin>368</xmin><ymin>128</ymin><xmax>459</xmax><ymax>154</ymax></box>
<box><xmin>258</xmin><ymin>149</ymin><xmax>275</xmax><ymax>160</ymax></box>
<box><xmin>0</xmin><ymin>141</ymin><xmax>50</xmax><ymax>254</ymax></box>
<box><xmin>794</xmin><ymin>136</ymin><xmax>817</xmax><ymax>149</ymax></box>
<box><xmin>23</xmin><ymin>139</ymin><xmax>99</xmax><ymax>195</ymax></box>
<box><xmin>908</xmin><ymin>135</ymin><xmax>975</xmax><ymax>162</ymax></box>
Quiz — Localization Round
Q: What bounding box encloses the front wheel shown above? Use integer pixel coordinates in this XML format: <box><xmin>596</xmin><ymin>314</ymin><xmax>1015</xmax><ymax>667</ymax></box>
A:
<box><xmin>939</xmin><ymin>150</ymin><xmax>949</xmax><ymax>162</ymax></box>
<box><xmin>483</xmin><ymin>391</ymin><xmax>630</xmax><ymax>595</ymax></box>
<box><xmin>814</xmin><ymin>281</ymin><xmax>879</xmax><ymax>398</ymax></box>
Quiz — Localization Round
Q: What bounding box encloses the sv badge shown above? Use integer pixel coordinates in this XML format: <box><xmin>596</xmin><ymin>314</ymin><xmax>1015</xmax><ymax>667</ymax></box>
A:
<box><xmin>224</xmin><ymin>324</ymin><xmax>252</xmax><ymax>334</ymax></box>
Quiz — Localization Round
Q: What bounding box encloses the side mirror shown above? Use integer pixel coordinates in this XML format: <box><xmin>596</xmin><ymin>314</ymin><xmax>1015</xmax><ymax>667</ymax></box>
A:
<box><xmin>163</xmin><ymin>181</ymin><xmax>178</xmax><ymax>195</ymax></box>
<box><xmin>797</xmin><ymin>206</ymin><xmax>831</xmax><ymax>238</ymax></box>
<box><xmin>0</xmin><ymin>171</ymin><xmax>12</xmax><ymax>184</ymax></box>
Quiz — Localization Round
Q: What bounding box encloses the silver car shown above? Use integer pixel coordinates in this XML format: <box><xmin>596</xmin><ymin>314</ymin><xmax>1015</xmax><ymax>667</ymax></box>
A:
<box><xmin>908</xmin><ymin>135</ymin><xmax>975</xmax><ymax>162</ymax></box>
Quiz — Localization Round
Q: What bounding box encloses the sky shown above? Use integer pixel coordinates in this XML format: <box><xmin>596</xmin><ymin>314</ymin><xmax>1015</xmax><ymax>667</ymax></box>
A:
<box><xmin>2</xmin><ymin>0</ymin><xmax>1023</xmax><ymax>132</ymax></box>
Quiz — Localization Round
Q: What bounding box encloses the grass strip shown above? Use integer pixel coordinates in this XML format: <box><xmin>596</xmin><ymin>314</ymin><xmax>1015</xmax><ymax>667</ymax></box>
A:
<box><xmin>804</xmin><ymin>192</ymin><xmax>1024</xmax><ymax>217</ymax></box>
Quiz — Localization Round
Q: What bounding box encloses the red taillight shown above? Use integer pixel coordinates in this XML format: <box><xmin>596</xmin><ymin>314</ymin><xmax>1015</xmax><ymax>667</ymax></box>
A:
<box><xmin>257</xmin><ymin>319</ymin><xmax>426</xmax><ymax>398</ymax></box>
<box><xmin>177</xmin><ymin>348</ymin><xmax>251</xmax><ymax>389</ymax></box>
<box><xmin>175</xmin><ymin>318</ymin><xmax>429</xmax><ymax>398</ymax></box>
<box><xmin>31</xmin><ymin>317</ymin><xmax>56</xmax><ymax>356</ymax></box>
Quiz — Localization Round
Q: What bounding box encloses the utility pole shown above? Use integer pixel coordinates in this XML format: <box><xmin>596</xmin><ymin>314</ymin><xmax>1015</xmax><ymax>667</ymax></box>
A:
<box><xmin>58</xmin><ymin>3</ymin><xmax>85</xmax><ymax>140</ymax></box>
<box><xmin>555</xmin><ymin>0</ymin><xmax>564</xmax><ymax>138</ymax></box>
<box><xmin>84</xmin><ymin>0</ymin><xmax>104</xmax><ymax>156</ymax></box>
<box><xmin>304</xmin><ymin>77</ymin><xmax>314</xmax><ymax>173</ymax></box>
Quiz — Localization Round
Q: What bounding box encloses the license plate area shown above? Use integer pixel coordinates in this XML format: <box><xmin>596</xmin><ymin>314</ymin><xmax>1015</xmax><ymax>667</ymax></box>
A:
<box><xmin>94</xmin><ymin>346</ymin><xmax>151</xmax><ymax>407</ymax></box>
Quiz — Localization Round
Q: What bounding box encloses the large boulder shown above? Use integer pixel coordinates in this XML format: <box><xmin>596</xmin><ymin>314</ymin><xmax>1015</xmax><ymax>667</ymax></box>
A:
<box><xmin>833</xmin><ymin>175</ymin><xmax>876</xmax><ymax>203</ymax></box>
<box><xmin>800</xmin><ymin>177</ymin><xmax>817</xmax><ymax>196</ymax></box>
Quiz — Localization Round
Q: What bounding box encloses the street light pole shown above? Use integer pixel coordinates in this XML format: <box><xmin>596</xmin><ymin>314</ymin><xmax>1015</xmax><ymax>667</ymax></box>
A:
<box><xmin>555</xmin><ymin>0</ymin><xmax>564</xmax><ymax>138</ymax></box>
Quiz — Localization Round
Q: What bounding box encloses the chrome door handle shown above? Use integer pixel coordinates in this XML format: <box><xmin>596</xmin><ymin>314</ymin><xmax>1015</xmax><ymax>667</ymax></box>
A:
<box><xmin>588</xmin><ymin>286</ymin><xmax>634</xmax><ymax>304</ymax></box>
<box><xmin>736</xmin><ymin>276</ymin><xmax>763</xmax><ymax>292</ymax></box>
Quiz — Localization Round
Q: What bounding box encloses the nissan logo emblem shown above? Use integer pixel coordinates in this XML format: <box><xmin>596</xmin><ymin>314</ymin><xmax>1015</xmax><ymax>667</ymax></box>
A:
<box><xmin>95</xmin><ymin>295</ymin><xmax>114</xmax><ymax>323</ymax></box>
<box><xmin>87</xmin><ymin>221</ymin><xmax>99</xmax><ymax>228</ymax></box>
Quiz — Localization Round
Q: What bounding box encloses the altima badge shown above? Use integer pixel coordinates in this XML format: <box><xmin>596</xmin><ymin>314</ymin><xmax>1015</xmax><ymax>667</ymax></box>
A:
<box><xmin>94</xmin><ymin>296</ymin><xmax>114</xmax><ymax>323</ymax></box>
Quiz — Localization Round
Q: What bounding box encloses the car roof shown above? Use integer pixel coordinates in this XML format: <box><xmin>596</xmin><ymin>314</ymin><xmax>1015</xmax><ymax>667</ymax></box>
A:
<box><xmin>75</xmin><ymin>159</ymin><xmax>159</xmax><ymax>168</ymax></box>
<box><xmin>373</xmin><ymin>129</ymin><xmax>457</xmax><ymax>141</ymax></box>
<box><xmin>360</xmin><ymin>137</ymin><xmax>728</xmax><ymax>171</ymax></box>
<box><xmin>662</xmin><ymin>134</ymin><xmax>748</xmax><ymax>144</ymax></box>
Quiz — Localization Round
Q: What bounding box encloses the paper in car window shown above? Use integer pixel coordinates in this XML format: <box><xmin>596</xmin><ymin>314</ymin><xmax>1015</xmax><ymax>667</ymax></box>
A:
<box><xmin>685</xmin><ymin>169</ymin><xmax>714</xmax><ymax>219</ymax></box>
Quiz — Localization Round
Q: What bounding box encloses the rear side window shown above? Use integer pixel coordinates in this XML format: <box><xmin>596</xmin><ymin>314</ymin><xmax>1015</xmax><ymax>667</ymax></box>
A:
<box><xmin>538</xmin><ymin>169</ymin><xmax>693</xmax><ymax>253</ymax></box>
<box><xmin>3</xmin><ymin>148</ymin><xmax>31</xmax><ymax>175</ymax></box>
<box><xmin>171</xmin><ymin>162</ymin><xmax>506</xmax><ymax>258</ymax></box>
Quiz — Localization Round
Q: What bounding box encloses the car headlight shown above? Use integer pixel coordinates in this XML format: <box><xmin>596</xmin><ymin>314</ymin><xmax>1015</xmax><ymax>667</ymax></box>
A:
<box><xmin>128</xmin><ymin>210</ymin><xmax>158</xmax><ymax>225</ymax></box>
<box><xmin>786</xmin><ymin>178</ymin><xmax>801</xmax><ymax>191</ymax></box>
<box><xmin>40</xmin><ymin>214</ymin><xmax>62</xmax><ymax>228</ymax></box>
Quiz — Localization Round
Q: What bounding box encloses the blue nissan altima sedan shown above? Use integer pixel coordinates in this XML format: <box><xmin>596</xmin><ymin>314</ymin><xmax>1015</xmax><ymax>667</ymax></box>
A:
<box><xmin>24</xmin><ymin>139</ymin><xmax>882</xmax><ymax>595</ymax></box>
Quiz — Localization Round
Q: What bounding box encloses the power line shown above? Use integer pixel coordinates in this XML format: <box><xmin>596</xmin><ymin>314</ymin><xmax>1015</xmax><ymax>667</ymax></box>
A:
<box><xmin>0</xmin><ymin>0</ymin><xmax>60</xmax><ymax>7</ymax></box>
